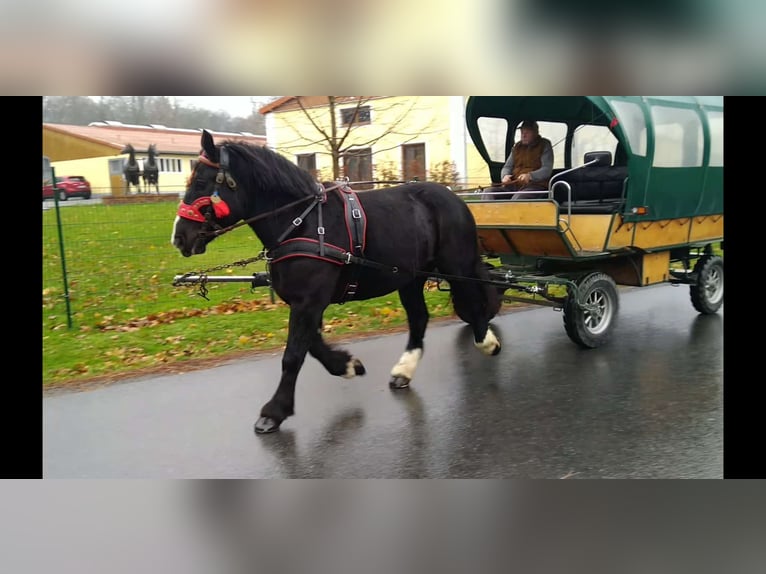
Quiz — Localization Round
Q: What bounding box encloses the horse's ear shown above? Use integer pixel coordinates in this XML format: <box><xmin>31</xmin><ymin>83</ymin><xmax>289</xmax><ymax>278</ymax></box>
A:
<box><xmin>201</xmin><ymin>130</ymin><xmax>218</xmax><ymax>162</ymax></box>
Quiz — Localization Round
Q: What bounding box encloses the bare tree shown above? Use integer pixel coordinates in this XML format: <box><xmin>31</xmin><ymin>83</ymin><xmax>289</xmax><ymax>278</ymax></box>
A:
<box><xmin>275</xmin><ymin>96</ymin><xmax>442</xmax><ymax>181</ymax></box>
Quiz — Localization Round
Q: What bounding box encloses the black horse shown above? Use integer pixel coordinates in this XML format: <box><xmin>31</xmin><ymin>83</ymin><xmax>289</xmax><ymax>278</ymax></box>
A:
<box><xmin>121</xmin><ymin>144</ymin><xmax>142</xmax><ymax>194</ymax></box>
<box><xmin>172</xmin><ymin>130</ymin><xmax>501</xmax><ymax>434</ymax></box>
<box><xmin>143</xmin><ymin>143</ymin><xmax>160</xmax><ymax>194</ymax></box>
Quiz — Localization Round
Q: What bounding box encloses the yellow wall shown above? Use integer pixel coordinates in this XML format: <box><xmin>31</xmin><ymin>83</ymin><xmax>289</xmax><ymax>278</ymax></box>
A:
<box><xmin>266</xmin><ymin>96</ymin><xmax>491</xmax><ymax>189</ymax></box>
<box><xmin>50</xmin><ymin>155</ymin><xmax>194</xmax><ymax>196</ymax></box>
<box><xmin>43</xmin><ymin>129</ymin><xmax>114</xmax><ymax>161</ymax></box>
<box><xmin>465</xmin><ymin>143</ymin><xmax>490</xmax><ymax>186</ymax></box>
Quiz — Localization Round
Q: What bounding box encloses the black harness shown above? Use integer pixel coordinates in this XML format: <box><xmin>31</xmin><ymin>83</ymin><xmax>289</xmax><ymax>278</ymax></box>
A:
<box><xmin>267</xmin><ymin>184</ymin><xmax>369</xmax><ymax>301</ymax></box>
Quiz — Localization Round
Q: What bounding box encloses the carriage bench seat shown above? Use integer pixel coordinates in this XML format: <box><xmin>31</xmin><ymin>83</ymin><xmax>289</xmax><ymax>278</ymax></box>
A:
<box><xmin>550</xmin><ymin>151</ymin><xmax>628</xmax><ymax>215</ymax></box>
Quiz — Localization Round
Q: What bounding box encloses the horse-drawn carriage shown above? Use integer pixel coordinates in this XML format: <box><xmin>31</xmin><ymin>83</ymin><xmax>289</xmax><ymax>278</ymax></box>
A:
<box><xmin>460</xmin><ymin>96</ymin><xmax>723</xmax><ymax>348</ymax></box>
<box><xmin>172</xmin><ymin>96</ymin><xmax>723</xmax><ymax>433</ymax></box>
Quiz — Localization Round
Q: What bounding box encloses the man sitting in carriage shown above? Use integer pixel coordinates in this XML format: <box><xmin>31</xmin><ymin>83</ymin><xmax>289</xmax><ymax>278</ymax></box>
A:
<box><xmin>499</xmin><ymin>120</ymin><xmax>553</xmax><ymax>200</ymax></box>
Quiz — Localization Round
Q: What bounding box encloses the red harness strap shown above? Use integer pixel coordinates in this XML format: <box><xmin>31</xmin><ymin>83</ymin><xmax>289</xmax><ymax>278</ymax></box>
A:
<box><xmin>177</xmin><ymin>194</ymin><xmax>231</xmax><ymax>222</ymax></box>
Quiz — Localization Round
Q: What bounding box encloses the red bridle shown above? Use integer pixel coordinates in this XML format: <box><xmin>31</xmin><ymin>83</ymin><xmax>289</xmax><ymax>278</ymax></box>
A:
<box><xmin>177</xmin><ymin>195</ymin><xmax>231</xmax><ymax>222</ymax></box>
<box><xmin>177</xmin><ymin>152</ymin><xmax>232</xmax><ymax>222</ymax></box>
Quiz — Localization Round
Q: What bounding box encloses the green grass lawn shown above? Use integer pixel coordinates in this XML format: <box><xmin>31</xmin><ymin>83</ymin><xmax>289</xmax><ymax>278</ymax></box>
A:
<box><xmin>43</xmin><ymin>202</ymin><xmax>722</xmax><ymax>388</ymax></box>
<box><xmin>43</xmin><ymin>202</ymin><xmax>459</xmax><ymax>386</ymax></box>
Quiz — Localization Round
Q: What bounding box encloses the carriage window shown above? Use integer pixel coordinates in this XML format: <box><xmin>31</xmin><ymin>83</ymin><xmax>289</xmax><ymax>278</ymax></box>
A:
<box><xmin>609</xmin><ymin>100</ymin><xmax>647</xmax><ymax>157</ymax></box>
<box><xmin>340</xmin><ymin>106</ymin><xmax>371</xmax><ymax>127</ymax></box>
<box><xmin>651</xmin><ymin>106</ymin><xmax>703</xmax><ymax>168</ymax></box>
<box><xmin>706</xmin><ymin>110</ymin><xmax>723</xmax><ymax>167</ymax></box>
<box><xmin>297</xmin><ymin>153</ymin><xmax>317</xmax><ymax>178</ymax></box>
<box><xmin>402</xmin><ymin>143</ymin><xmax>426</xmax><ymax>182</ymax></box>
<box><xmin>571</xmin><ymin>125</ymin><xmax>618</xmax><ymax>167</ymax></box>
<box><xmin>476</xmin><ymin>117</ymin><xmax>508</xmax><ymax>162</ymax></box>
<box><xmin>536</xmin><ymin>121</ymin><xmax>567</xmax><ymax>169</ymax></box>
<box><xmin>343</xmin><ymin>148</ymin><xmax>373</xmax><ymax>189</ymax></box>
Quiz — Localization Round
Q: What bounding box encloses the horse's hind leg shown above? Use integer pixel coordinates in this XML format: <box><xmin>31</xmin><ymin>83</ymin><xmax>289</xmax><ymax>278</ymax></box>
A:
<box><xmin>446</xmin><ymin>264</ymin><xmax>501</xmax><ymax>357</ymax></box>
<box><xmin>309</xmin><ymin>323</ymin><xmax>366</xmax><ymax>378</ymax></box>
<box><xmin>389</xmin><ymin>279</ymin><xmax>429</xmax><ymax>389</ymax></box>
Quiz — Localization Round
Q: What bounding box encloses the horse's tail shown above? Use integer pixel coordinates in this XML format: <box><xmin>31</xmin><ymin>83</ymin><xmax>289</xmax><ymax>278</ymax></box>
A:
<box><xmin>450</xmin><ymin>258</ymin><xmax>502</xmax><ymax>324</ymax></box>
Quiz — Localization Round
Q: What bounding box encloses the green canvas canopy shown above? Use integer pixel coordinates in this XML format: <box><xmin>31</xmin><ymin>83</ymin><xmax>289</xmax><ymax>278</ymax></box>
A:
<box><xmin>465</xmin><ymin>96</ymin><xmax>723</xmax><ymax>222</ymax></box>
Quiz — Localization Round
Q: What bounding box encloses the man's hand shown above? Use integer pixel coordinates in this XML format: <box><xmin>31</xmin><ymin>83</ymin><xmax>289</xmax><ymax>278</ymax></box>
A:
<box><xmin>501</xmin><ymin>174</ymin><xmax>514</xmax><ymax>185</ymax></box>
<box><xmin>517</xmin><ymin>173</ymin><xmax>531</xmax><ymax>185</ymax></box>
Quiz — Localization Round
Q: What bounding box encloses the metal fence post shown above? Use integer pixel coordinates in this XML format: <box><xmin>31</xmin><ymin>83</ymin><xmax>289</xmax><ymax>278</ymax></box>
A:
<box><xmin>51</xmin><ymin>166</ymin><xmax>73</xmax><ymax>329</ymax></box>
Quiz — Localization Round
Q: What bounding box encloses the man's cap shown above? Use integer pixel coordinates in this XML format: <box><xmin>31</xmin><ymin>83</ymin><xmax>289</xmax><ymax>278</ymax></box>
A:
<box><xmin>519</xmin><ymin>120</ymin><xmax>538</xmax><ymax>131</ymax></box>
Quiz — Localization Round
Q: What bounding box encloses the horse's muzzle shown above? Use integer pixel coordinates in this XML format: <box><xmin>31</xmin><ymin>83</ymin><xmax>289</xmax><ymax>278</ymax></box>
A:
<box><xmin>173</xmin><ymin>234</ymin><xmax>206</xmax><ymax>257</ymax></box>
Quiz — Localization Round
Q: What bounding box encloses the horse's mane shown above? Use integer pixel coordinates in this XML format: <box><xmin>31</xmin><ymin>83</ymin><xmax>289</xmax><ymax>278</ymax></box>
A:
<box><xmin>223</xmin><ymin>141</ymin><xmax>318</xmax><ymax>200</ymax></box>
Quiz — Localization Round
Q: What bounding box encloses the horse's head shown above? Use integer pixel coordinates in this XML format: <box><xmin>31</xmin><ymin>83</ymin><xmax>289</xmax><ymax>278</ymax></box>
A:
<box><xmin>121</xmin><ymin>144</ymin><xmax>134</xmax><ymax>155</ymax></box>
<box><xmin>147</xmin><ymin>143</ymin><xmax>158</xmax><ymax>159</ymax></box>
<box><xmin>172</xmin><ymin>130</ymin><xmax>243</xmax><ymax>257</ymax></box>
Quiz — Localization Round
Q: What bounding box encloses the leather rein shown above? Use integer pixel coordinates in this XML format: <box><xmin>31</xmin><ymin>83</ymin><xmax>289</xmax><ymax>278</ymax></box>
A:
<box><xmin>178</xmin><ymin>150</ymin><xmax>341</xmax><ymax>241</ymax></box>
<box><xmin>176</xmin><ymin>151</ymin><xmax>504</xmax><ymax>291</ymax></box>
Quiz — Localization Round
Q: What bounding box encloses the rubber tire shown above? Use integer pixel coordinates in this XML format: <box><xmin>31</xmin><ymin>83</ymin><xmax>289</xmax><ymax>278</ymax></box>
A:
<box><xmin>563</xmin><ymin>272</ymin><xmax>619</xmax><ymax>349</ymax></box>
<box><xmin>690</xmin><ymin>255</ymin><xmax>723</xmax><ymax>314</ymax></box>
<box><xmin>57</xmin><ymin>189</ymin><xmax>68</xmax><ymax>202</ymax></box>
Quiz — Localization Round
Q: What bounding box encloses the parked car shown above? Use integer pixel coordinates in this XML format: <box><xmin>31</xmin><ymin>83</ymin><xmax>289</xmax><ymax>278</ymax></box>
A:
<box><xmin>42</xmin><ymin>176</ymin><xmax>92</xmax><ymax>201</ymax></box>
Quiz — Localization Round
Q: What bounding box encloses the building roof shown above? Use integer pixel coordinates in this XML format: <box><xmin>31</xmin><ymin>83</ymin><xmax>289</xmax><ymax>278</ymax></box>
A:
<box><xmin>258</xmin><ymin>96</ymin><xmax>294</xmax><ymax>115</ymax></box>
<box><xmin>43</xmin><ymin>122</ymin><xmax>267</xmax><ymax>155</ymax></box>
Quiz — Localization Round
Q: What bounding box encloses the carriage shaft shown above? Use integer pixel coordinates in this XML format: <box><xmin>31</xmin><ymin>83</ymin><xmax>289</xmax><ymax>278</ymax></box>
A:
<box><xmin>173</xmin><ymin>273</ymin><xmax>271</xmax><ymax>287</ymax></box>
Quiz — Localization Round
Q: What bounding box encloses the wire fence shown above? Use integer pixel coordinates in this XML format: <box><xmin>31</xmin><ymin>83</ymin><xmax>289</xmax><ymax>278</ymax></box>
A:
<box><xmin>42</xmin><ymin>194</ymin><xmax>269</xmax><ymax>331</ymax></box>
<box><xmin>42</xmin><ymin>175</ymin><xmax>496</xmax><ymax>332</ymax></box>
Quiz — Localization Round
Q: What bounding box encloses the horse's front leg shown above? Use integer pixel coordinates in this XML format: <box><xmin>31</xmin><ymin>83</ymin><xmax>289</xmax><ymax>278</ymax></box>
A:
<box><xmin>389</xmin><ymin>280</ymin><xmax>428</xmax><ymax>389</ymax></box>
<box><xmin>309</xmin><ymin>323</ymin><xmax>366</xmax><ymax>379</ymax></box>
<box><xmin>255</xmin><ymin>302</ymin><xmax>326</xmax><ymax>434</ymax></box>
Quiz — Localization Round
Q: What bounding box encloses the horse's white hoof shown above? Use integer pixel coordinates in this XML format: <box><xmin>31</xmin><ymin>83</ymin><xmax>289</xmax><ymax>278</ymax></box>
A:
<box><xmin>342</xmin><ymin>358</ymin><xmax>366</xmax><ymax>378</ymax></box>
<box><xmin>475</xmin><ymin>328</ymin><xmax>501</xmax><ymax>356</ymax></box>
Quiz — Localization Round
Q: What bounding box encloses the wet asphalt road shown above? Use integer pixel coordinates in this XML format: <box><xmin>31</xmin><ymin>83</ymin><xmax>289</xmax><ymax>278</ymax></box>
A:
<box><xmin>43</xmin><ymin>283</ymin><xmax>723</xmax><ymax>478</ymax></box>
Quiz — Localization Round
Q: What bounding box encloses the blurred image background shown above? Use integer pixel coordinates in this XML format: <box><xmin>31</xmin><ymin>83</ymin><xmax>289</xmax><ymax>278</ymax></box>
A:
<box><xmin>4</xmin><ymin>0</ymin><xmax>763</xmax><ymax>93</ymax></box>
<box><xmin>2</xmin><ymin>480</ymin><xmax>764</xmax><ymax>574</ymax></box>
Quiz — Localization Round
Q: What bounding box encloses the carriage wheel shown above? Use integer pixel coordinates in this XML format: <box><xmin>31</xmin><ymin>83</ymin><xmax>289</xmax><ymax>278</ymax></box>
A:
<box><xmin>563</xmin><ymin>272</ymin><xmax>619</xmax><ymax>349</ymax></box>
<box><xmin>690</xmin><ymin>255</ymin><xmax>724</xmax><ymax>314</ymax></box>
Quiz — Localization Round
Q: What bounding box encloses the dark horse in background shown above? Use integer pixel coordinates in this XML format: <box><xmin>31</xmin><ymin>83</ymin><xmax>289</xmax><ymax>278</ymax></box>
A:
<box><xmin>143</xmin><ymin>143</ymin><xmax>160</xmax><ymax>194</ymax></box>
<box><xmin>172</xmin><ymin>130</ymin><xmax>501</xmax><ymax>434</ymax></box>
<box><xmin>122</xmin><ymin>144</ymin><xmax>142</xmax><ymax>194</ymax></box>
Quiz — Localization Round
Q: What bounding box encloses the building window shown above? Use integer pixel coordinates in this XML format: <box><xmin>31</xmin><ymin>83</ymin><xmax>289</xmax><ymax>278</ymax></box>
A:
<box><xmin>402</xmin><ymin>143</ymin><xmax>426</xmax><ymax>182</ymax></box>
<box><xmin>340</xmin><ymin>105</ymin><xmax>371</xmax><ymax>127</ymax></box>
<box><xmin>343</xmin><ymin>148</ymin><xmax>373</xmax><ymax>189</ymax></box>
<box><xmin>160</xmin><ymin>158</ymin><xmax>182</xmax><ymax>173</ymax></box>
<box><xmin>297</xmin><ymin>153</ymin><xmax>317</xmax><ymax>179</ymax></box>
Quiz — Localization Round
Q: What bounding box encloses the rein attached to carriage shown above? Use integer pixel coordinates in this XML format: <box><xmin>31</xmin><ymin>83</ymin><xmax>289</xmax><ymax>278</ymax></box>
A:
<box><xmin>174</xmin><ymin>149</ymin><xmax>497</xmax><ymax>298</ymax></box>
